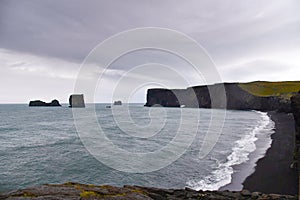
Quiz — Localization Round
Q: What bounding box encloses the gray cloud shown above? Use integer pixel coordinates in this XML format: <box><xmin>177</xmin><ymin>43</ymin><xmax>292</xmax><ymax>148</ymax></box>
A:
<box><xmin>1</xmin><ymin>0</ymin><xmax>299</xmax><ymax>61</ymax></box>
<box><xmin>0</xmin><ymin>0</ymin><xmax>299</xmax><ymax>103</ymax></box>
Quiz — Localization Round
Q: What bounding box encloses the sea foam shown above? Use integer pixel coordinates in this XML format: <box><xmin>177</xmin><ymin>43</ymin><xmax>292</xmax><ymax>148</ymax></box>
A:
<box><xmin>186</xmin><ymin>111</ymin><xmax>275</xmax><ymax>191</ymax></box>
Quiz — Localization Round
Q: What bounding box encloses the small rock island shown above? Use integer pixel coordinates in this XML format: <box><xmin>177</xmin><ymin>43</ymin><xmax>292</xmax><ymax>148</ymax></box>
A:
<box><xmin>29</xmin><ymin>99</ymin><xmax>61</xmax><ymax>107</ymax></box>
<box><xmin>69</xmin><ymin>94</ymin><xmax>85</xmax><ymax>108</ymax></box>
<box><xmin>113</xmin><ymin>100</ymin><xmax>122</xmax><ymax>105</ymax></box>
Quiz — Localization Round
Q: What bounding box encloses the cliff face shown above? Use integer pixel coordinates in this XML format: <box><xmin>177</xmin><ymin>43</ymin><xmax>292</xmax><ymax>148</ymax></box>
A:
<box><xmin>291</xmin><ymin>92</ymin><xmax>300</xmax><ymax>136</ymax></box>
<box><xmin>145</xmin><ymin>82</ymin><xmax>293</xmax><ymax>112</ymax></box>
<box><xmin>291</xmin><ymin>92</ymin><xmax>300</xmax><ymax>166</ymax></box>
<box><xmin>29</xmin><ymin>100</ymin><xmax>61</xmax><ymax>107</ymax></box>
<box><xmin>69</xmin><ymin>94</ymin><xmax>85</xmax><ymax>108</ymax></box>
<box><xmin>145</xmin><ymin>89</ymin><xmax>184</xmax><ymax>107</ymax></box>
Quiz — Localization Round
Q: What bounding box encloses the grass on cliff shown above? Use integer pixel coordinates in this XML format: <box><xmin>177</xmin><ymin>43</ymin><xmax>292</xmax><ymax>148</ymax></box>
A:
<box><xmin>238</xmin><ymin>81</ymin><xmax>300</xmax><ymax>99</ymax></box>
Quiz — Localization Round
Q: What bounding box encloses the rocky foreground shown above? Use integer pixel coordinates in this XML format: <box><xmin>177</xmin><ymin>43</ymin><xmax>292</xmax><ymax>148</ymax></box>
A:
<box><xmin>0</xmin><ymin>183</ymin><xmax>297</xmax><ymax>200</ymax></box>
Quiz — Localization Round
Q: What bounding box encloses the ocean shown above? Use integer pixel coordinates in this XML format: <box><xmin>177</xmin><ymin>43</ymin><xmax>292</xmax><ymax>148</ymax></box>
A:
<box><xmin>0</xmin><ymin>104</ymin><xmax>274</xmax><ymax>192</ymax></box>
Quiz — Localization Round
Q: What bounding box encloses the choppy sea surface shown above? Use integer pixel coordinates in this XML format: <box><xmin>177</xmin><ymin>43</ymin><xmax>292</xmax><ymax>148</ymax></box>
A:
<box><xmin>0</xmin><ymin>104</ymin><xmax>274</xmax><ymax>192</ymax></box>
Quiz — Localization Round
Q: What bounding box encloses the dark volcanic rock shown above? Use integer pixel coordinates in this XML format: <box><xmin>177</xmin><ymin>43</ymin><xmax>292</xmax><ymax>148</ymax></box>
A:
<box><xmin>291</xmin><ymin>91</ymin><xmax>300</xmax><ymax>167</ymax></box>
<box><xmin>29</xmin><ymin>100</ymin><xmax>61</xmax><ymax>107</ymax></box>
<box><xmin>0</xmin><ymin>183</ymin><xmax>296</xmax><ymax>200</ymax></box>
<box><xmin>144</xmin><ymin>89</ymin><xmax>182</xmax><ymax>107</ymax></box>
<box><xmin>113</xmin><ymin>100</ymin><xmax>122</xmax><ymax>105</ymax></box>
<box><xmin>144</xmin><ymin>83</ymin><xmax>291</xmax><ymax>112</ymax></box>
<box><xmin>291</xmin><ymin>92</ymin><xmax>300</xmax><ymax>135</ymax></box>
<box><xmin>69</xmin><ymin>94</ymin><xmax>85</xmax><ymax>108</ymax></box>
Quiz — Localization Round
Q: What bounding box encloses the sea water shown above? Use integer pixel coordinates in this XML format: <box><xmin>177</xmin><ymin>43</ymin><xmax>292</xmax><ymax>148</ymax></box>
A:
<box><xmin>0</xmin><ymin>104</ymin><xmax>274</xmax><ymax>192</ymax></box>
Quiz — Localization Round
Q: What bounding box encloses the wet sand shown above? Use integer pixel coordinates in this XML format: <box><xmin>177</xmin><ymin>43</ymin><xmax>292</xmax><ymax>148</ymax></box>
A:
<box><xmin>242</xmin><ymin>111</ymin><xmax>298</xmax><ymax>195</ymax></box>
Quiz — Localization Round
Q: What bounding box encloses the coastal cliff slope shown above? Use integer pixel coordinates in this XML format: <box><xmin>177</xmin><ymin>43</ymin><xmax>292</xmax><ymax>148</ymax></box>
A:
<box><xmin>145</xmin><ymin>81</ymin><xmax>300</xmax><ymax>112</ymax></box>
<box><xmin>291</xmin><ymin>92</ymin><xmax>300</xmax><ymax>167</ymax></box>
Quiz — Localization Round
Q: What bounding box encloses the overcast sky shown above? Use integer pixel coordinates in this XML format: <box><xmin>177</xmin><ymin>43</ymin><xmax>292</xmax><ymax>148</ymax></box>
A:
<box><xmin>0</xmin><ymin>0</ymin><xmax>299</xmax><ymax>103</ymax></box>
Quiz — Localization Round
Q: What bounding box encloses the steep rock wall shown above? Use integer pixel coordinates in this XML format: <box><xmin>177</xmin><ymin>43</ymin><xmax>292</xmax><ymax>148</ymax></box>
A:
<box><xmin>291</xmin><ymin>92</ymin><xmax>300</xmax><ymax>167</ymax></box>
<box><xmin>145</xmin><ymin>83</ymin><xmax>291</xmax><ymax>112</ymax></box>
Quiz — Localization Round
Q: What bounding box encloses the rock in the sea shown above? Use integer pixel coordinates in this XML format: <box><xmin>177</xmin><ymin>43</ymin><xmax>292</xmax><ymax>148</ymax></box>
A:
<box><xmin>29</xmin><ymin>99</ymin><xmax>61</xmax><ymax>107</ymax></box>
<box><xmin>69</xmin><ymin>94</ymin><xmax>85</xmax><ymax>108</ymax></box>
<box><xmin>113</xmin><ymin>100</ymin><xmax>122</xmax><ymax>105</ymax></box>
<box><xmin>0</xmin><ymin>183</ymin><xmax>297</xmax><ymax>200</ymax></box>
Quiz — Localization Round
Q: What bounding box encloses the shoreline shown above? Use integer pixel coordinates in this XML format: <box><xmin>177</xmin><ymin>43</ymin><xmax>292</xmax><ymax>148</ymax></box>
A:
<box><xmin>220</xmin><ymin>111</ymin><xmax>274</xmax><ymax>191</ymax></box>
<box><xmin>241</xmin><ymin>111</ymin><xmax>298</xmax><ymax>195</ymax></box>
<box><xmin>221</xmin><ymin>111</ymin><xmax>298</xmax><ymax>195</ymax></box>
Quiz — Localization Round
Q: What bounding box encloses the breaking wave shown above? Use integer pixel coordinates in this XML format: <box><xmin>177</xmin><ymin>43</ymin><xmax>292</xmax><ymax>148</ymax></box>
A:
<box><xmin>187</xmin><ymin>111</ymin><xmax>275</xmax><ymax>191</ymax></box>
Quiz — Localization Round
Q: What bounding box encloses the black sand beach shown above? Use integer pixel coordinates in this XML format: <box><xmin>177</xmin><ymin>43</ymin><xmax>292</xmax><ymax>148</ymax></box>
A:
<box><xmin>243</xmin><ymin>111</ymin><xmax>298</xmax><ymax>195</ymax></box>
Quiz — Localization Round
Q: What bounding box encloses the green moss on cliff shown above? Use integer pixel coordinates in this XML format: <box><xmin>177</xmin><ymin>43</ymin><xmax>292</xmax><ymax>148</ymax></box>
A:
<box><xmin>238</xmin><ymin>81</ymin><xmax>300</xmax><ymax>99</ymax></box>
<box><xmin>22</xmin><ymin>192</ymin><xmax>37</xmax><ymax>198</ymax></box>
<box><xmin>79</xmin><ymin>190</ymin><xmax>127</xmax><ymax>198</ymax></box>
<box><xmin>80</xmin><ymin>191</ymin><xmax>98</xmax><ymax>197</ymax></box>
<box><xmin>1</xmin><ymin>183</ymin><xmax>297</xmax><ymax>199</ymax></box>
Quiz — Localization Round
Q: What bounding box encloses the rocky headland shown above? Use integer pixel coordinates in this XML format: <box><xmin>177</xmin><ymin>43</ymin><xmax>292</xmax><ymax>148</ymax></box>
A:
<box><xmin>145</xmin><ymin>81</ymin><xmax>300</xmax><ymax>112</ymax></box>
<box><xmin>29</xmin><ymin>100</ymin><xmax>61</xmax><ymax>107</ymax></box>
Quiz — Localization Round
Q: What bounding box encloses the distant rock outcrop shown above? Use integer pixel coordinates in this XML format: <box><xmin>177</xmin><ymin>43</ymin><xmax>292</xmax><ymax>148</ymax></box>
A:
<box><xmin>145</xmin><ymin>82</ymin><xmax>298</xmax><ymax>112</ymax></box>
<box><xmin>0</xmin><ymin>182</ymin><xmax>296</xmax><ymax>200</ymax></box>
<box><xmin>113</xmin><ymin>100</ymin><xmax>122</xmax><ymax>105</ymax></box>
<box><xmin>29</xmin><ymin>100</ymin><xmax>61</xmax><ymax>107</ymax></box>
<box><xmin>69</xmin><ymin>94</ymin><xmax>85</xmax><ymax>108</ymax></box>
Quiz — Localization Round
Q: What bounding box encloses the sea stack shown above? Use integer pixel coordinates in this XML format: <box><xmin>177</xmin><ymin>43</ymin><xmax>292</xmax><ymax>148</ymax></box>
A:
<box><xmin>29</xmin><ymin>99</ymin><xmax>61</xmax><ymax>107</ymax></box>
<box><xmin>69</xmin><ymin>94</ymin><xmax>85</xmax><ymax>108</ymax></box>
